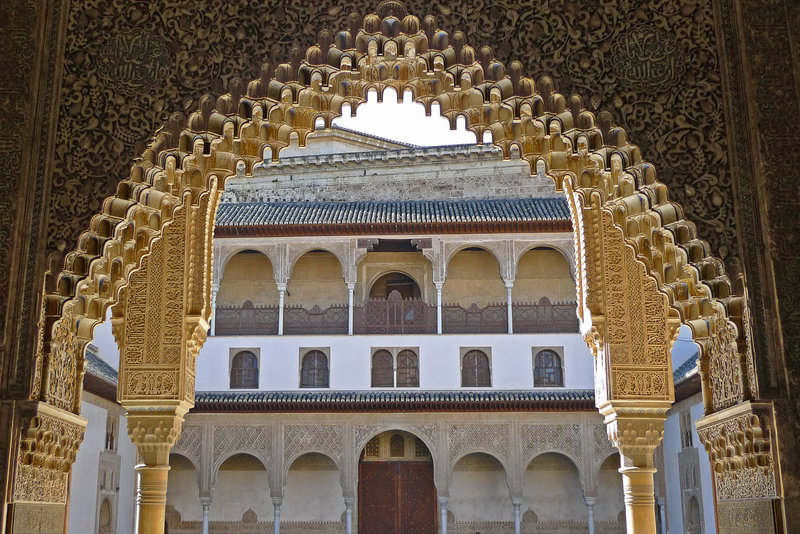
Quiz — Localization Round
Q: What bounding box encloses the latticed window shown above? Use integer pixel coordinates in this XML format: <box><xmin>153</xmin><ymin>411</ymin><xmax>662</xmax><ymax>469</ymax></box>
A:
<box><xmin>396</xmin><ymin>349</ymin><xmax>419</xmax><ymax>387</ymax></box>
<box><xmin>300</xmin><ymin>350</ymin><xmax>329</xmax><ymax>388</ymax></box>
<box><xmin>365</xmin><ymin>437</ymin><xmax>380</xmax><ymax>457</ymax></box>
<box><xmin>371</xmin><ymin>350</ymin><xmax>394</xmax><ymax>387</ymax></box>
<box><xmin>390</xmin><ymin>434</ymin><xmax>405</xmax><ymax>457</ymax></box>
<box><xmin>534</xmin><ymin>349</ymin><xmax>563</xmax><ymax>387</ymax></box>
<box><xmin>462</xmin><ymin>350</ymin><xmax>491</xmax><ymax>387</ymax></box>
<box><xmin>415</xmin><ymin>437</ymin><xmax>430</xmax><ymax>457</ymax></box>
<box><xmin>230</xmin><ymin>351</ymin><xmax>259</xmax><ymax>389</ymax></box>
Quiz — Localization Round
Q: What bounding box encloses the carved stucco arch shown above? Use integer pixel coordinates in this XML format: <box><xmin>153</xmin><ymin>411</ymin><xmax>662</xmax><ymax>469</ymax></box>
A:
<box><xmin>513</xmin><ymin>242</ymin><xmax>576</xmax><ymax>283</ymax></box>
<box><xmin>213</xmin><ymin>451</ymin><xmax>271</xmax><ymax>490</ymax></box>
<box><xmin>443</xmin><ymin>243</ymin><xmax>507</xmax><ymax>282</ymax></box>
<box><xmin>23</xmin><ymin>2</ymin><xmax>767</xmax><ymax>532</ymax></box>
<box><xmin>215</xmin><ymin>246</ymin><xmax>279</xmax><ymax>286</ymax></box>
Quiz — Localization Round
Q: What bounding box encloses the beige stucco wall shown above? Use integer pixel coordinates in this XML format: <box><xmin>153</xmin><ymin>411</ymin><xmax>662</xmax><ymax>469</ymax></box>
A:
<box><xmin>358</xmin><ymin>251</ymin><xmax>433</xmax><ymax>304</ymax></box>
<box><xmin>287</xmin><ymin>251</ymin><xmax>347</xmax><ymax>308</ymax></box>
<box><xmin>522</xmin><ymin>453</ymin><xmax>585</xmax><ymax>522</ymax></box>
<box><xmin>596</xmin><ymin>453</ymin><xmax>625</xmax><ymax>522</ymax></box>
<box><xmin>444</xmin><ymin>250</ymin><xmax>506</xmax><ymax>307</ymax></box>
<box><xmin>218</xmin><ymin>252</ymin><xmax>278</xmax><ymax>306</ymax></box>
<box><xmin>515</xmin><ymin>248</ymin><xmax>575</xmax><ymax>303</ymax></box>
<box><xmin>167</xmin><ymin>454</ymin><xmax>202</xmax><ymax>522</ymax></box>
<box><xmin>450</xmin><ymin>453</ymin><xmax>513</xmax><ymax>522</ymax></box>
<box><xmin>212</xmin><ymin>454</ymin><xmax>272</xmax><ymax>522</ymax></box>
<box><xmin>283</xmin><ymin>453</ymin><xmax>343</xmax><ymax>522</ymax></box>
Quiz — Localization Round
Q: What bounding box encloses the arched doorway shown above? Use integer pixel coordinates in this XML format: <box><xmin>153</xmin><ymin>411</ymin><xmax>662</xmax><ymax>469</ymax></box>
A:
<box><xmin>358</xmin><ymin>430</ymin><xmax>436</xmax><ymax>534</ymax></box>
<box><xmin>369</xmin><ymin>272</ymin><xmax>421</xmax><ymax>300</ymax></box>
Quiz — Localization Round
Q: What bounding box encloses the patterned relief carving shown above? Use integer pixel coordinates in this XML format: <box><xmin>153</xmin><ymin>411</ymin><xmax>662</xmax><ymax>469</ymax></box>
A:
<box><xmin>521</xmin><ymin>424</ymin><xmax>582</xmax><ymax>465</ymax></box>
<box><xmin>716</xmin><ymin>499</ymin><xmax>776</xmax><ymax>534</ymax></box>
<box><xmin>213</xmin><ymin>425</ymin><xmax>271</xmax><ymax>467</ymax></box>
<box><xmin>172</xmin><ymin>424</ymin><xmax>203</xmax><ymax>465</ymax></box>
<box><xmin>284</xmin><ymin>424</ymin><xmax>343</xmax><ymax>465</ymax></box>
<box><xmin>9</xmin><ymin>503</ymin><xmax>66</xmax><ymax>534</ymax></box>
<box><xmin>697</xmin><ymin>405</ymin><xmax>777</xmax><ymax>501</ymax></box>
<box><xmin>448</xmin><ymin>423</ymin><xmax>510</xmax><ymax>465</ymax></box>
<box><xmin>593</xmin><ymin>424</ymin><xmax>616</xmax><ymax>461</ymax></box>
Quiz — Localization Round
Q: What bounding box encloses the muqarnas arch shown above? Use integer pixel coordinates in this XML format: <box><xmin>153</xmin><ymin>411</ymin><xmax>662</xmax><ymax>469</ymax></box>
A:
<box><xmin>10</xmin><ymin>3</ymin><xmax>781</xmax><ymax>534</ymax></box>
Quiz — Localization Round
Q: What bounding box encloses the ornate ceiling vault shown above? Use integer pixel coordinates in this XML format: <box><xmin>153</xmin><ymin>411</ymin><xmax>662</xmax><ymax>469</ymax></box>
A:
<box><xmin>1</xmin><ymin>2</ymin><xmax>789</xmax><ymax>533</ymax></box>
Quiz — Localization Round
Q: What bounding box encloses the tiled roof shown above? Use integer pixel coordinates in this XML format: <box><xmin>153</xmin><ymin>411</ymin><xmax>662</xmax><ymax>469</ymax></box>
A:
<box><xmin>330</xmin><ymin>124</ymin><xmax>419</xmax><ymax>148</ymax></box>
<box><xmin>85</xmin><ymin>349</ymin><xmax>118</xmax><ymax>385</ymax></box>
<box><xmin>673</xmin><ymin>353</ymin><xmax>699</xmax><ymax>384</ymax></box>
<box><xmin>192</xmin><ymin>389</ymin><xmax>594</xmax><ymax>412</ymax></box>
<box><xmin>216</xmin><ymin>198</ymin><xmax>569</xmax><ymax>228</ymax></box>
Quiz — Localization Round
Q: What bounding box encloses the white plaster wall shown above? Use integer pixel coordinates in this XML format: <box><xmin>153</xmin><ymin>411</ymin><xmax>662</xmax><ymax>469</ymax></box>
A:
<box><xmin>663</xmin><ymin>394</ymin><xmax>716</xmax><ymax>534</ymax></box>
<box><xmin>68</xmin><ymin>401</ymin><xmax>104</xmax><ymax>534</ymax></box>
<box><xmin>116</xmin><ymin>413</ymin><xmax>137</xmax><ymax>534</ymax></box>
<box><xmin>196</xmin><ymin>333</ymin><xmax>594</xmax><ymax>391</ymax></box>
<box><xmin>449</xmin><ymin>454</ymin><xmax>512</xmax><ymax>522</ymax></box>
<box><xmin>522</xmin><ymin>453</ymin><xmax>585</xmax><ymax>522</ymax></box>
<box><xmin>282</xmin><ymin>455</ymin><xmax>343</xmax><ymax>522</ymax></box>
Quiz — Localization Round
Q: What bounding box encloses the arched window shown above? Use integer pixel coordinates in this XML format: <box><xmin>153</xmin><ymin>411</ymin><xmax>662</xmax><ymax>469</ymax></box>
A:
<box><xmin>396</xmin><ymin>349</ymin><xmax>419</xmax><ymax>387</ymax></box>
<box><xmin>301</xmin><ymin>350</ymin><xmax>329</xmax><ymax>388</ymax></box>
<box><xmin>461</xmin><ymin>350</ymin><xmax>490</xmax><ymax>387</ymax></box>
<box><xmin>230</xmin><ymin>351</ymin><xmax>259</xmax><ymax>389</ymax></box>
<box><xmin>371</xmin><ymin>350</ymin><xmax>394</xmax><ymax>387</ymax></box>
<box><xmin>390</xmin><ymin>434</ymin><xmax>405</xmax><ymax>457</ymax></box>
<box><xmin>534</xmin><ymin>349</ymin><xmax>563</xmax><ymax>387</ymax></box>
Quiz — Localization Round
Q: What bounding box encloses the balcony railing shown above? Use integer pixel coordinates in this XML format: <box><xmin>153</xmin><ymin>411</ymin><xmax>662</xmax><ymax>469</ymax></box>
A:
<box><xmin>512</xmin><ymin>298</ymin><xmax>579</xmax><ymax>333</ymax></box>
<box><xmin>215</xmin><ymin>303</ymin><xmax>279</xmax><ymax>335</ymax></box>
<box><xmin>354</xmin><ymin>292</ymin><xmax>437</xmax><ymax>334</ymax></box>
<box><xmin>215</xmin><ymin>296</ymin><xmax>578</xmax><ymax>335</ymax></box>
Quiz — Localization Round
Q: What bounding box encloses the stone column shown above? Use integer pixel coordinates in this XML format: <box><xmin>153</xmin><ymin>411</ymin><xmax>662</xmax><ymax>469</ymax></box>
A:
<box><xmin>512</xmin><ymin>498</ymin><xmax>521</xmax><ymax>534</ymax></box>
<box><xmin>585</xmin><ymin>497</ymin><xmax>596</xmax><ymax>534</ymax></box>
<box><xmin>435</xmin><ymin>281</ymin><xmax>443</xmax><ymax>334</ymax></box>
<box><xmin>601</xmin><ymin>403</ymin><xmax>668</xmax><ymax>534</ymax></box>
<box><xmin>210</xmin><ymin>283</ymin><xmax>219</xmax><ymax>336</ymax></box>
<box><xmin>277</xmin><ymin>283</ymin><xmax>286</xmax><ymax>335</ymax></box>
<box><xmin>126</xmin><ymin>406</ymin><xmax>188</xmax><ymax>534</ymax></box>
<box><xmin>272</xmin><ymin>497</ymin><xmax>281</xmax><ymax>534</ymax></box>
<box><xmin>439</xmin><ymin>496</ymin><xmax>448</xmax><ymax>534</ymax></box>
<box><xmin>344</xmin><ymin>498</ymin><xmax>354</xmax><ymax>534</ymax></box>
<box><xmin>656</xmin><ymin>496</ymin><xmax>666</xmax><ymax>534</ymax></box>
<box><xmin>200</xmin><ymin>497</ymin><xmax>212</xmax><ymax>534</ymax></box>
<box><xmin>347</xmin><ymin>283</ymin><xmax>355</xmax><ymax>335</ymax></box>
<box><xmin>505</xmin><ymin>281</ymin><xmax>514</xmax><ymax>334</ymax></box>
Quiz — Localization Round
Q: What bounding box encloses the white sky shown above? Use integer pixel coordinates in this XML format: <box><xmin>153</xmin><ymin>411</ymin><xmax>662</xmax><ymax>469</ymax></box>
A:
<box><xmin>332</xmin><ymin>88</ymin><xmax>478</xmax><ymax>146</ymax></box>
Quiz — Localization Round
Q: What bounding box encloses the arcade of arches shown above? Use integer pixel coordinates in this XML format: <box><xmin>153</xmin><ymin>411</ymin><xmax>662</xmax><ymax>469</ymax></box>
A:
<box><xmin>1</xmin><ymin>2</ymin><xmax>797</xmax><ymax>534</ymax></box>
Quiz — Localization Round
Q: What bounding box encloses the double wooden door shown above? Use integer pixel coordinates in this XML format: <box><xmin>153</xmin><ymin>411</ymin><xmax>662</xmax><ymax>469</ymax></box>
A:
<box><xmin>358</xmin><ymin>461</ymin><xmax>436</xmax><ymax>534</ymax></box>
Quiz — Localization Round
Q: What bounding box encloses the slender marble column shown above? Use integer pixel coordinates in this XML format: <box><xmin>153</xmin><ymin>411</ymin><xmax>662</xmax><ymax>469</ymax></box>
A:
<box><xmin>505</xmin><ymin>281</ymin><xmax>514</xmax><ymax>334</ymax></box>
<box><xmin>344</xmin><ymin>498</ymin><xmax>353</xmax><ymax>534</ymax></box>
<box><xmin>210</xmin><ymin>283</ymin><xmax>219</xmax><ymax>336</ymax></box>
<box><xmin>439</xmin><ymin>497</ymin><xmax>448</xmax><ymax>534</ymax></box>
<box><xmin>200</xmin><ymin>497</ymin><xmax>211</xmax><ymax>534</ymax></box>
<box><xmin>272</xmin><ymin>498</ymin><xmax>281</xmax><ymax>534</ymax></box>
<box><xmin>656</xmin><ymin>496</ymin><xmax>666</xmax><ymax>534</ymax></box>
<box><xmin>435</xmin><ymin>282</ymin><xmax>443</xmax><ymax>334</ymax></box>
<box><xmin>512</xmin><ymin>498</ymin><xmax>521</xmax><ymax>534</ymax></box>
<box><xmin>277</xmin><ymin>284</ymin><xmax>286</xmax><ymax>335</ymax></box>
<box><xmin>585</xmin><ymin>497</ymin><xmax>596</xmax><ymax>534</ymax></box>
<box><xmin>347</xmin><ymin>283</ymin><xmax>355</xmax><ymax>335</ymax></box>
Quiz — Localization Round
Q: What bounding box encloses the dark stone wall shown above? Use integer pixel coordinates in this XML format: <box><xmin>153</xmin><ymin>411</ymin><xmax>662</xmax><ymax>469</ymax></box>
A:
<box><xmin>0</xmin><ymin>0</ymin><xmax>797</xmax><ymax>528</ymax></box>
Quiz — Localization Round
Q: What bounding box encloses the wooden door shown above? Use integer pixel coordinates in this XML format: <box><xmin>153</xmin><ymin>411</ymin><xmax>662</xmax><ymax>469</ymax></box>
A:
<box><xmin>359</xmin><ymin>461</ymin><xmax>436</xmax><ymax>534</ymax></box>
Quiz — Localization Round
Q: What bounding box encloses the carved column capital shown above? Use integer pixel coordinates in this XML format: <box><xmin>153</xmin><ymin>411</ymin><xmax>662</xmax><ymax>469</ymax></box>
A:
<box><xmin>125</xmin><ymin>403</ymin><xmax>189</xmax><ymax>465</ymax></box>
<box><xmin>600</xmin><ymin>401</ymin><xmax>669</xmax><ymax>469</ymax></box>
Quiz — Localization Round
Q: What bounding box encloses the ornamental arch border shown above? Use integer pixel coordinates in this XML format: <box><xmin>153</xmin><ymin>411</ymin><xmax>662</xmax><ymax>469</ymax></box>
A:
<box><xmin>19</xmin><ymin>2</ymin><xmax>776</xmax><ymax>533</ymax></box>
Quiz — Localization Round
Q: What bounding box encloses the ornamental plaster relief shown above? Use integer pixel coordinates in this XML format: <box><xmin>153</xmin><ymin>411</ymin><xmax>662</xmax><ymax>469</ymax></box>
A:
<box><xmin>15</xmin><ymin>1</ymin><xmax>777</xmax><ymax>529</ymax></box>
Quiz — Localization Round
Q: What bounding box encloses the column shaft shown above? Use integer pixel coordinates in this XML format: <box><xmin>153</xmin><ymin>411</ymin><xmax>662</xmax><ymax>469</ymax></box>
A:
<box><xmin>439</xmin><ymin>498</ymin><xmax>448</xmax><ymax>534</ymax></box>
<box><xmin>210</xmin><ymin>284</ymin><xmax>219</xmax><ymax>336</ymax></box>
<box><xmin>435</xmin><ymin>283</ymin><xmax>443</xmax><ymax>334</ymax></box>
<box><xmin>347</xmin><ymin>284</ymin><xmax>355</xmax><ymax>335</ymax></box>
<box><xmin>586</xmin><ymin>498</ymin><xmax>596</xmax><ymax>534</ymax></box>
<box><xmin>345</xmin><ymin>501</ymin><xmax>353</xmax><ymax>534</ymax></box>
<box><xmin>621</xmin><ymin>467</ymin><xmax>657</xmax><ymax>534</ymax></box>
<box><xmin>277</xmin><ymin>285</ymin><xmax>286</xmax><ymax>336</ymax></box>
<box><xmin>273</xmin><ymin>501</ymin><xmax>281</xmax><ymax>534</ymax></box>
<box><xmin>513</xmin><ymin>501</ymin><xmax>521</xmax><ymax>534</ymax></box>
<box><xmin>505</xmin><ymin>282</ymin><xmax>514</xmax><ymax>334</ymax></box>
<box><xmin>201</xmin><ymin>499</ymin><xmax>211</xmax><ymax>534</ymax></box>
<box><xmin>136</xmin><ymin>464</ymin><xmax>170</xmax><ymax>534</ymax></box>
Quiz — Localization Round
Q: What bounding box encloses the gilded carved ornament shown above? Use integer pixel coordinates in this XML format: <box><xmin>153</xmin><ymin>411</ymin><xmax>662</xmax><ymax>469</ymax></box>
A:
<box><xmin>26</xmin><ymin>0</ymin><xmax>764</xmax><ymax>508</ymax></box>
